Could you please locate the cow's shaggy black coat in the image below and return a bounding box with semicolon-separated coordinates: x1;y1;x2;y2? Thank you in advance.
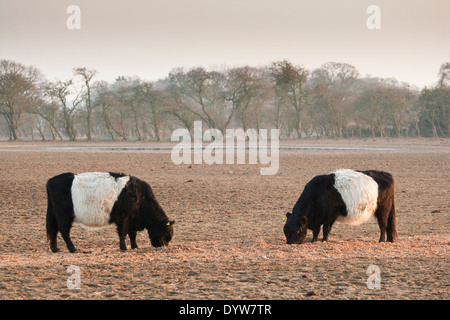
283;170;397;244
46;172;174;253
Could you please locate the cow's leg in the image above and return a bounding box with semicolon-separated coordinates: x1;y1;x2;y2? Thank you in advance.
46;206;59;253
322;220;335;242
119;236;127;250
311;226;321;242
386;204;397;242
129;230;138;249
59;222;76;253
118;230;127;251
116;220;129;251
48;229;59;253
378;225;387;243
375;207;388;242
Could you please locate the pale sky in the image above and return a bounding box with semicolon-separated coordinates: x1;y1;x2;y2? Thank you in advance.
1;0;449;88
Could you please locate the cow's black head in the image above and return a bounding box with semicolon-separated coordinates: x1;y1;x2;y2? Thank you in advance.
148;220;175;247
283;212;307;244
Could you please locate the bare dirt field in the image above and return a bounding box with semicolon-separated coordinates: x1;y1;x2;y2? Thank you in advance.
0;138;448;300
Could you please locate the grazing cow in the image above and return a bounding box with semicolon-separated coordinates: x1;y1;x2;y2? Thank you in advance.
284;169;397;244
46;172;175;253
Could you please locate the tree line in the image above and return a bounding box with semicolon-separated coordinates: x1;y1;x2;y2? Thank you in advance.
1;59;449;141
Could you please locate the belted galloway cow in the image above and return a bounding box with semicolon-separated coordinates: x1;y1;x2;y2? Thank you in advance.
46;172;175;252
284;169;397;244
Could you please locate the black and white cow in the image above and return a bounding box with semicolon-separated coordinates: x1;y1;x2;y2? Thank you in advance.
284;169;397;244
46;172;175;253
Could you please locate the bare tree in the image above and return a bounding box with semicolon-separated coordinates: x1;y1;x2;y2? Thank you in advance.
386;86;416;137
114;79;145;140
73;67;97;140
248;68;274;132
94;81;127;140
33;100;63;140
224;66;254;130
309;62;360;138
354;87;394;137
318;62;359;87
132;82;162;140
418;86;450;137
47;80;82;141
184;67;217;129
168;67;230;130
165;84;197;135
271;60;309;138
0;60;44;140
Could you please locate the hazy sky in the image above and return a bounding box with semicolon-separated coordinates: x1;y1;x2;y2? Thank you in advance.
1;0;449;88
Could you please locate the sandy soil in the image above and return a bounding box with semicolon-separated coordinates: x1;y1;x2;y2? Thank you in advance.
0;138;448;300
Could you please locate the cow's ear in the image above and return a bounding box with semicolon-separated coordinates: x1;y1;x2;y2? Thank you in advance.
166;220;175;226
285;212;292;220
